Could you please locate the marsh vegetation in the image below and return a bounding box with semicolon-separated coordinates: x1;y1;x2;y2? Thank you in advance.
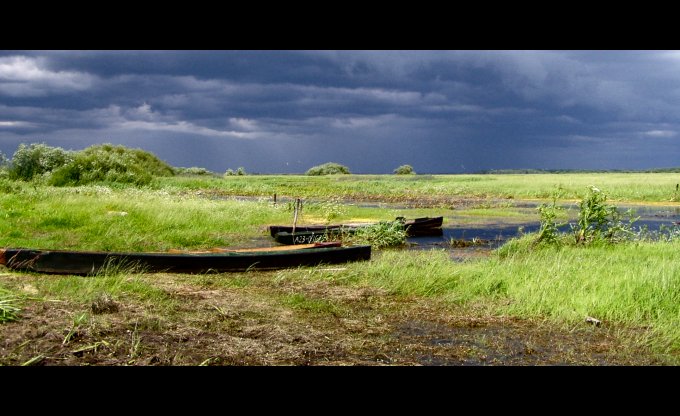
1;144;680;365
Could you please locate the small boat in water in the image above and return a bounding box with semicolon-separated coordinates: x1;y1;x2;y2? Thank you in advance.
0;243;371;275
273;230;340;245
269;216;443;240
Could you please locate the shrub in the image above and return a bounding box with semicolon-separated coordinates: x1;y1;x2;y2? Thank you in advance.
224;167;246;176
535;196;565;245
393;164;415;175
8;143;73;181
0;151;9;178
306;162;351;176
0;151;9;168
175;167;214;176
49;143;174;186
532;186;639;247
571;186;638;244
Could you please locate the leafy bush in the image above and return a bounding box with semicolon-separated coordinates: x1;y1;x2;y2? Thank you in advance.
175;167;214;176
393;164;416;175
49;143;174;186
8;143;73;181
306;162;351;176
535;196;565;245
532;186;639;247
224;167;246;176
572;186;637;244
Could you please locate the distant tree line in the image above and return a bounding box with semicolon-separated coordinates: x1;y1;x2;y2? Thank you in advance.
478;168;680;174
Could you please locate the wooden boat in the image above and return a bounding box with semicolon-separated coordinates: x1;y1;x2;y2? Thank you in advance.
273;231;340;245
0;243;371;275
269;216;444;238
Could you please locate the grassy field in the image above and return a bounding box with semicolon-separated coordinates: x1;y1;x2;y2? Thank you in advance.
156;172;680;203
2;173;680;365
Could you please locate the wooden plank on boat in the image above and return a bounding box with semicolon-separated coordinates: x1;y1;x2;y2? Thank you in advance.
167;241;340;254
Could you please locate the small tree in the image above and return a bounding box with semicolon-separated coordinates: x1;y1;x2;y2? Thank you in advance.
306;162;351;176
9;143;73;181
393;164;415;175
224;167;246;177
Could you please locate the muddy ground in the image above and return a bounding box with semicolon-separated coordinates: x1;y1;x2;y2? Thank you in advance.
0;265;667;366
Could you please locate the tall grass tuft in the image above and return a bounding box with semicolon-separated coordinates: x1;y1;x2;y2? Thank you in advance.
0;288;21;322
345;221;407;249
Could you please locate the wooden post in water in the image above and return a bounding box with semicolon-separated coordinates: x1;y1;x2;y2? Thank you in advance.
292;198;301;234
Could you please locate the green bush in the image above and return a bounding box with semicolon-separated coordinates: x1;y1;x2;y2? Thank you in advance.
393;164;415;175
224;167;246;176
8;143;73;181
176;167;214;176
532;186;639;247
572;186;637;244
306;162;351;176
0;151;9;168
535;196;565;245
49;143;174;186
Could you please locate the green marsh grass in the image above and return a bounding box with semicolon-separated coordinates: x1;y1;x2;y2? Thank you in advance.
0;182;421;253
156;172;680;203
0;287;21;322
0;184;292;251
321;242;680;355
31;258;170;309
283;292;341;316
4;174;680;360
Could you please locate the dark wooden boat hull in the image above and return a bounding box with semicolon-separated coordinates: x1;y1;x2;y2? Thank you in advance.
273;231;342;245
404;227;444;237
404;216;443;230
0;245;371;275
269;217;444;239
269;224;360;237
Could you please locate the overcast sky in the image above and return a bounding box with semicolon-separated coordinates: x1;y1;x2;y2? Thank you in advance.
0;50;679;173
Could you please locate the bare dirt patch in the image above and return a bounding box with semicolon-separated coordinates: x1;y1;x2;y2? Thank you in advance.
0;269;668;366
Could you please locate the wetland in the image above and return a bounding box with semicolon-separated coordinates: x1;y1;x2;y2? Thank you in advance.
2;172;680;365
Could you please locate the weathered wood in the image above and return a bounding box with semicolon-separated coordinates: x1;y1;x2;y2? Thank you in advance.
167;241;340;254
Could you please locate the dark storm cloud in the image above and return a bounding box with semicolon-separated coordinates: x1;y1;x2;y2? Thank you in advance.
1;50;679;173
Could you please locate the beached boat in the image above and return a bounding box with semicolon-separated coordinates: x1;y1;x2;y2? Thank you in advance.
0;243;371;275
273;230;339;245
269;216;443;238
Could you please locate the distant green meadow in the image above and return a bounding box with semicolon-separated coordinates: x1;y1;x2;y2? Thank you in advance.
156;172;680;204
